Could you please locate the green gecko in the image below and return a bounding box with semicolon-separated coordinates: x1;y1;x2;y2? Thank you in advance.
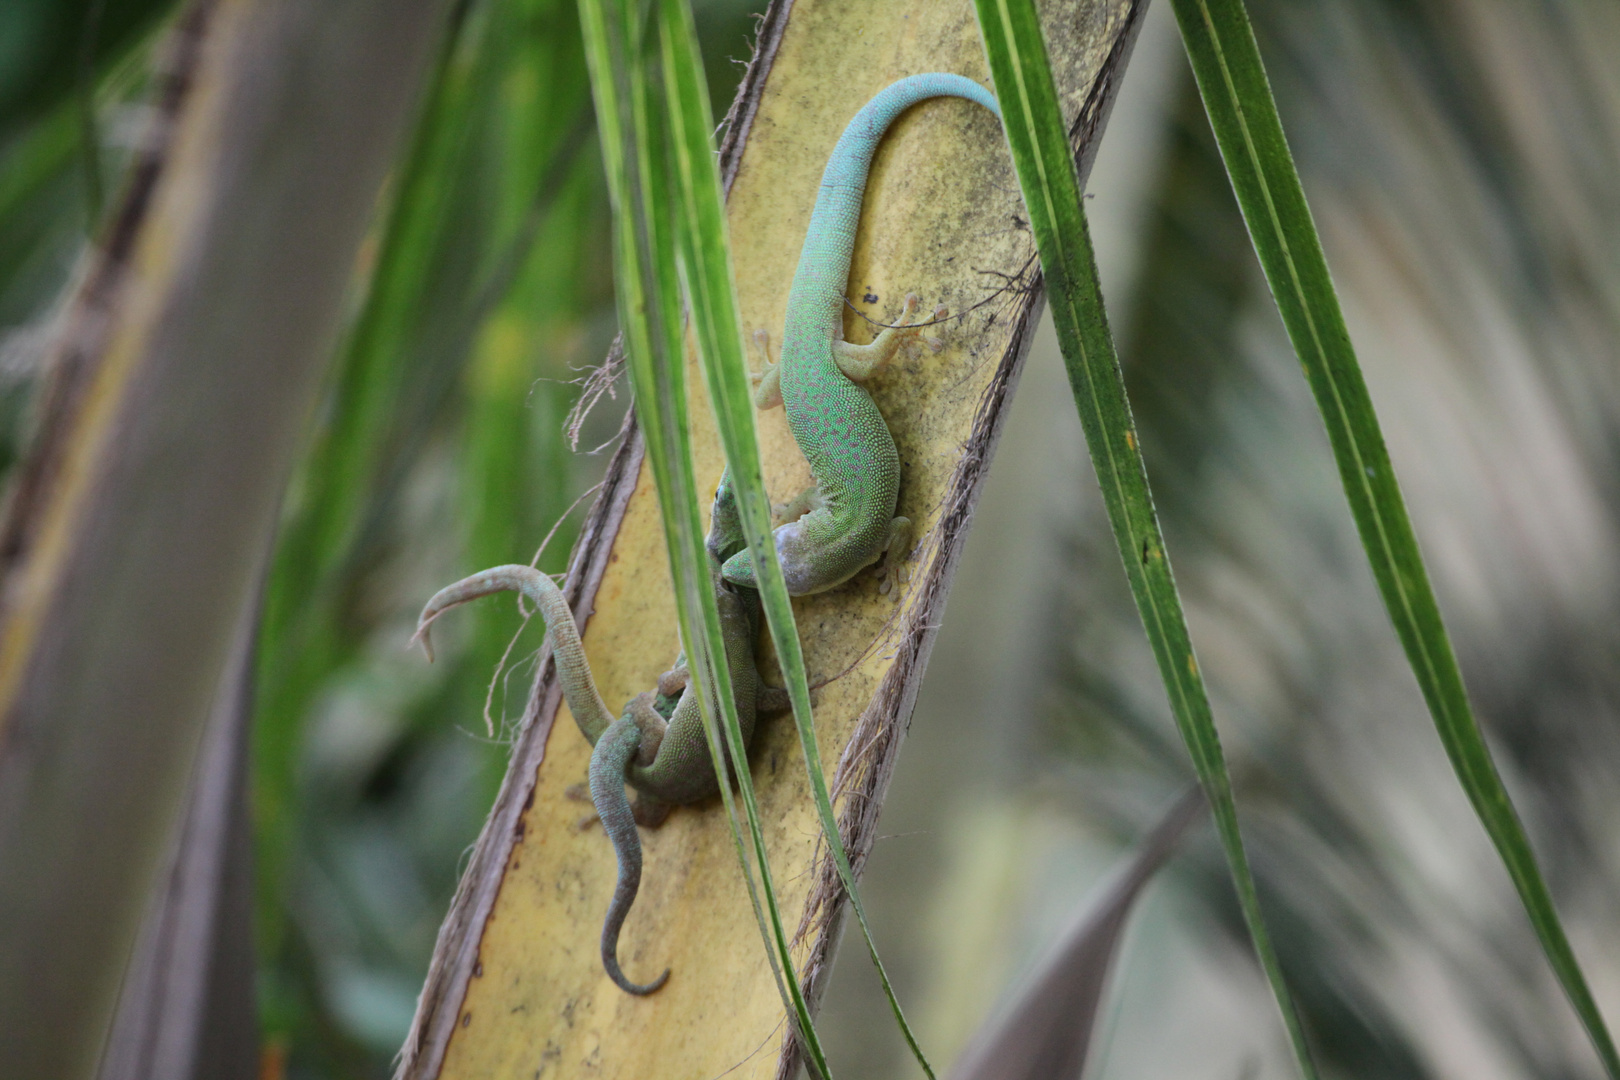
721;73;1002;596
413;72;998;996
414;475;782;995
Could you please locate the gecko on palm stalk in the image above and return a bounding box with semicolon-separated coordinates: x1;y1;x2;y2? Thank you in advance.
721;72;1002;597
415;477;783;995
414;72;1000;999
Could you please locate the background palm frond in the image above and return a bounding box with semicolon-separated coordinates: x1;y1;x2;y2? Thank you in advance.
822;1;1620;1077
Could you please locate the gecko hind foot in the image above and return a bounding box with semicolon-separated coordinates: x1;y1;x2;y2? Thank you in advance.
565;783;602;831
756;684;793;715
568;785;671;831
874;516;913;598
922;304;950;353
877;563;912;596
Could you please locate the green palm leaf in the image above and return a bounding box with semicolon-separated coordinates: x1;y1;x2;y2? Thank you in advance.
973;0;1320;1075
1170;0;1620;1073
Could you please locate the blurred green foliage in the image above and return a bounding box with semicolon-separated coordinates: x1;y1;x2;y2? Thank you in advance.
0;0;179;483
0;0;172;138
245;0;763;1073
0;0;758;1075
250;0;604;1066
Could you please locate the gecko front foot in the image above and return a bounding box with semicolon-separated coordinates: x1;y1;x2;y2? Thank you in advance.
751;328;783;409
833;294;952;382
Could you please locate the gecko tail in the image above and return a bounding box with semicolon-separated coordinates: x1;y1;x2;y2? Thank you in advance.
591;714;671;996
411;564;546;660
412;564;619;742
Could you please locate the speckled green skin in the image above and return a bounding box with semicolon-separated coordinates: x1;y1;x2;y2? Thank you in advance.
413;475;779;995
721;74;1001;595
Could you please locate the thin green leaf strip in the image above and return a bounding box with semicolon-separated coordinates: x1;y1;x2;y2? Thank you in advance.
647;5;827;1065
656;0;938;1074
972;2;1319;1076
576;0;831;1072
1169;0;1620;1073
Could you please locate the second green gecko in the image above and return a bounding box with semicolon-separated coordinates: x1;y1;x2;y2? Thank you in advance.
721;73;1002;596
414;476;781;996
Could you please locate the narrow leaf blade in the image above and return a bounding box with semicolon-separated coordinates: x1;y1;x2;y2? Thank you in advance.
973;1;1319;1075
580;0;828;1071
658;0;937;1075
1170;0;1620;1072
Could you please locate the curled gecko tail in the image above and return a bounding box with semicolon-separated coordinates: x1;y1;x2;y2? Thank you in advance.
412;564;617;743
590;715;671;996
793;73;1001;316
